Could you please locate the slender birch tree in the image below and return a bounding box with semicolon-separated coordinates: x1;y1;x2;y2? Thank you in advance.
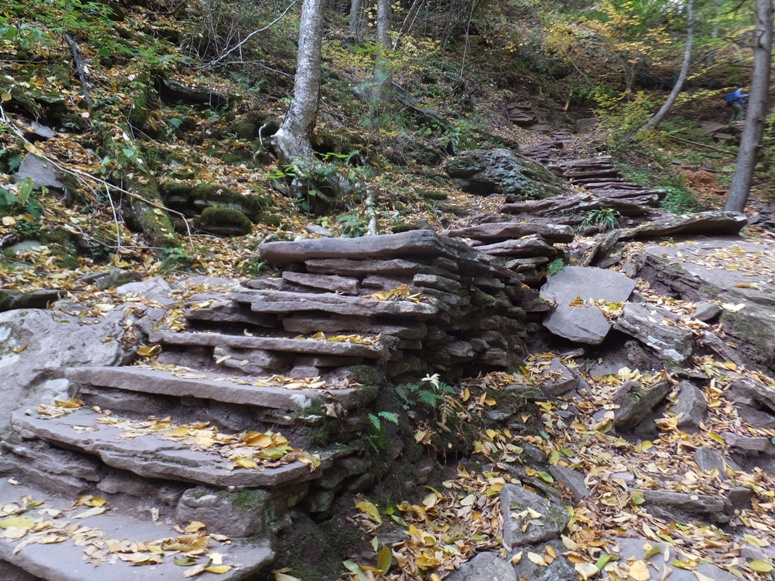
349;0;363;40
639;0;694;133
725;0;773;213
272;0;323;164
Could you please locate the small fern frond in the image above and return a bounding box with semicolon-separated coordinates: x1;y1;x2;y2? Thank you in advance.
378;411;399;425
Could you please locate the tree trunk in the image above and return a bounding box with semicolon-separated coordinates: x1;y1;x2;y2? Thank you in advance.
639;0;694;133
725;0;773;213
349;0;363;40
376;0;391;46
272;0;323;164
705;0;722;66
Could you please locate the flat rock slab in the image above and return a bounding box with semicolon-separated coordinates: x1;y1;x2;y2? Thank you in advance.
281;315;427;339
66;366;371;411
12;409;329;489
642;238;775;371
475;235;560;258
444;221;574;243
230;289;438;320
603;537;739;581
304;258;458;279
633;489;728;524
500;483;569;549
281;271;360;294
612;303;694;364
540;266;636;345
445;551;516;581
0;480;273;581
621;210;747;239
259;230;485;265
150;330;385;359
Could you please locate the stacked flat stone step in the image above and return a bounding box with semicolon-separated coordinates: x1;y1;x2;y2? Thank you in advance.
514;149;665;219
174;230;524;380
558;156;666;208
442;221;573;289
0;481;273;581
232;230;530;379
157;231;527;379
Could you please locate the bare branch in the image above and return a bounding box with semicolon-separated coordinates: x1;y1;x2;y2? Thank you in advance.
0;106;195;251
207;0;298;67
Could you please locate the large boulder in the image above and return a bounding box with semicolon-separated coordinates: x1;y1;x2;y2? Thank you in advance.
0;308;141;434
445;149;564;199
540;266;637;345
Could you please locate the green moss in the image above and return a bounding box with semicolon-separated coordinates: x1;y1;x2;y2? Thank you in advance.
188;183;274;221
221;151;252;164
194;206;253;236
232;122;257;140
127;179;180;249
232;489;266;512
257;213;282;227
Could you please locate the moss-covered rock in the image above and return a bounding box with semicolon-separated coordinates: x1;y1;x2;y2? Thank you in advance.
125;179;180;249
159;181;274;223
194;206;253;236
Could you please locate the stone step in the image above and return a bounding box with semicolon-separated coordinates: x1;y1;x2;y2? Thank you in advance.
149;330;386;359
69;365;371;410
229;289;439;319
11;407;332;490
0;480;273;581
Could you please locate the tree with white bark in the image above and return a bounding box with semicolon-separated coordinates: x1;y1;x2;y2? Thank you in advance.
639;0;694;133
725;0;773;213
272;0;323;165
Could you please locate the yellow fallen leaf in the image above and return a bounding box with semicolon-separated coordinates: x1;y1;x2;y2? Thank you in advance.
377;544;392;574
749;560;774;573
4;526;28;540
628;560;650;581
575;562;599;579
234;457;259;469
528;551;547;566
137;345;161;357
183;563;207;577
355;500;382;524
0;516;35;530
73;507;106;519
415;553;441;568
185;521;207;533
204;565;232;574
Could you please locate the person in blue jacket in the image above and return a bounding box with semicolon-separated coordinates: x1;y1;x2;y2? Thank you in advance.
725;88;747;123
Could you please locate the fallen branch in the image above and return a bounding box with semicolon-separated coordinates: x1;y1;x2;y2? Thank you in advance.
365;188;378;236
670;135;738;156
64;33;94;109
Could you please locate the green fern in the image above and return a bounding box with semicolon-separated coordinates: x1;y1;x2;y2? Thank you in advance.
377;411;399;425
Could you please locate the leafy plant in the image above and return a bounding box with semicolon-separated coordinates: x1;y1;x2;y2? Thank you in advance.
580;207;620;230
660;185;705;214
364;411;399;454
0;178;43;218
337;210;367;238
546;258;566;276
395;374;456;426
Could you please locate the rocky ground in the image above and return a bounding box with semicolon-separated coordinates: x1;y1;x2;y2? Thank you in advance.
2;121;775;581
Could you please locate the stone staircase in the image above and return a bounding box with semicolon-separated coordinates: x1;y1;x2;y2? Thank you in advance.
0;230;569;580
